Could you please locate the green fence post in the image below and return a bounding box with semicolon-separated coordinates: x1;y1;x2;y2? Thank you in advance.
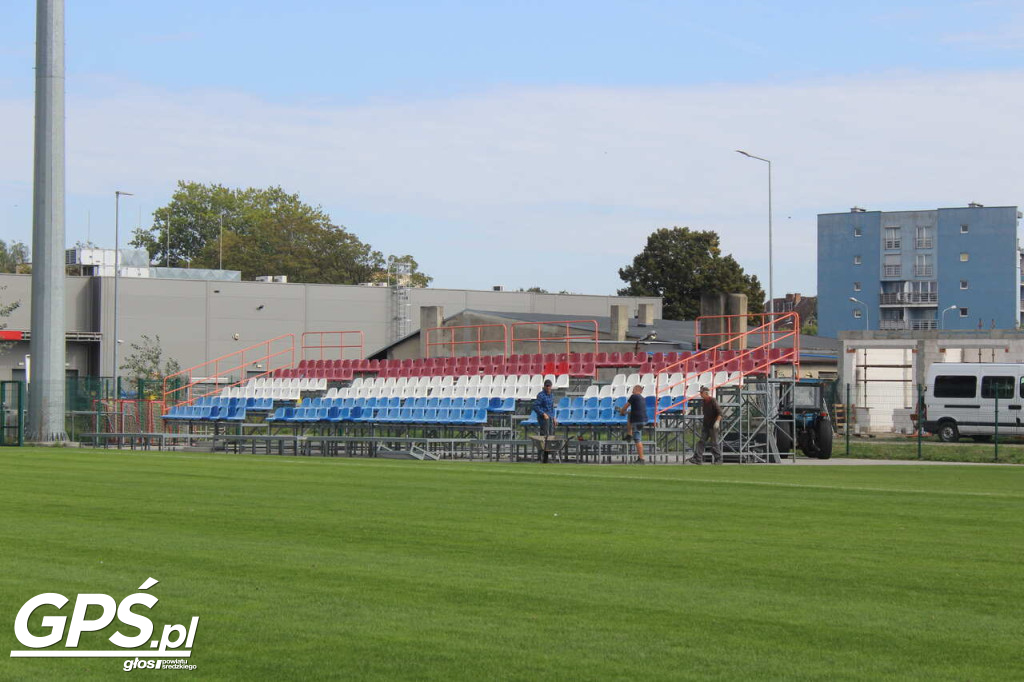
845;383;851;457
17;381;23;446
917;383;923;460
994;394;999;463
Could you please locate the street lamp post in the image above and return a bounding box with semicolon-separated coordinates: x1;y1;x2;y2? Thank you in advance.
941;304;958;330
736;150;773;328
849;297;869;331
219;212;224;270
113;190;132;393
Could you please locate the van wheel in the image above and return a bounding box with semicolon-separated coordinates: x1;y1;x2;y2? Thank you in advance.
937;421;959;443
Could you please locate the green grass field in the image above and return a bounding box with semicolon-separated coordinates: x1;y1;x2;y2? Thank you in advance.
1;448;1021;681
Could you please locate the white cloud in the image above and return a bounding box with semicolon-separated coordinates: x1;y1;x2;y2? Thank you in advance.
1;70;1023;297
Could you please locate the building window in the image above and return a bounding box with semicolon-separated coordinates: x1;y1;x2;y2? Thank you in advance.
853;282;861;292
916;226;933;249
960;307;968;317
854;227;862;237
960;279;968;289
854;255;862;265
960;252;969;262
853;309;862;319
914;254;933;277
961;224;969;233
884;227;901;249
883;254;900;278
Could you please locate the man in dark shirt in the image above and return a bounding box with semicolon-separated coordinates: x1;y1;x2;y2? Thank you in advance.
618;384;647;464
691;385;722;464
533;379;557;462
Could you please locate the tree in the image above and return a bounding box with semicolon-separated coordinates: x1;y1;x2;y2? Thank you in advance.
119;335;181;387
0;240;29;273
130;181;431;285
617;227;764;321
0;286;19;355
367;255;433;288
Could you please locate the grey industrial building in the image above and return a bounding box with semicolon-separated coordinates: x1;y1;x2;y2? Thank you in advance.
0;271;662;382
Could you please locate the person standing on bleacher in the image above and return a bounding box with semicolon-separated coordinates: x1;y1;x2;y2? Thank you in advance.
618;384;647;464
691;385;722;464
533;379;557;462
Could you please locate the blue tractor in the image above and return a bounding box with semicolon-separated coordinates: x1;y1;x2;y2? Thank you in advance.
775;379;834;459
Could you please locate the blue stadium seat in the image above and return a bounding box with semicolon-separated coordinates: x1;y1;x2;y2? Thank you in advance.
224;406;246;421
268;407;294;422
598;397;613;410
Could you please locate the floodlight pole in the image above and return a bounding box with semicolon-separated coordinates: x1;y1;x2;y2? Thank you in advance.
28;0;68;441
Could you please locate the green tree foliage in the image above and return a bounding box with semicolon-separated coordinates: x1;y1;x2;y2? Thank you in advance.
0;240;29;273
119;335;181;385
0;286;21;355
130;182;431;286
617;227;765;321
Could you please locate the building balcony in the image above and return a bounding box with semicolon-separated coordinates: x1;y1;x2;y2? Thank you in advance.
884;239;902;250
883;266;902;278
879;292;938;306
916;238;933;249
914;265;934;277
879;319;938;331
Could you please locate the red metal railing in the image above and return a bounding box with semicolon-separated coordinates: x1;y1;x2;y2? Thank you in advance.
653;313;801;422
424;324;508;358
509;320;599;357
301;330;365;361
162;334;295;410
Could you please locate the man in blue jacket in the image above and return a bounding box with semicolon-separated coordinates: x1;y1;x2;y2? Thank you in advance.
533;379;557;462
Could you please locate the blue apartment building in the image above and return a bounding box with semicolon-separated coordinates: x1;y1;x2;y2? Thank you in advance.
817;205;1022;338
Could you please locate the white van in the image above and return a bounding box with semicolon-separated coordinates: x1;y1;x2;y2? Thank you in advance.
923;363;1024;442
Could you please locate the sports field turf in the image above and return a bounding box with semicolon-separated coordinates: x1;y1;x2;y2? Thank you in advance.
1;448;1021;681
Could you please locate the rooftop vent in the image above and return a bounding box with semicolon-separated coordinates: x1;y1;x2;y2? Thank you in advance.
850;206;866;213
968;202;984;208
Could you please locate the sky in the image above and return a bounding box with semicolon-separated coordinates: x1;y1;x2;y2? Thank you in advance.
1;1;1023;298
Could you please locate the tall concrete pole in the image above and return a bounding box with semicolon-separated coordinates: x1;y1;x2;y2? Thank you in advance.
28;0;67;442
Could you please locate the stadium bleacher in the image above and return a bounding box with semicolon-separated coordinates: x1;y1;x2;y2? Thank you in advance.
162;348;793;432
